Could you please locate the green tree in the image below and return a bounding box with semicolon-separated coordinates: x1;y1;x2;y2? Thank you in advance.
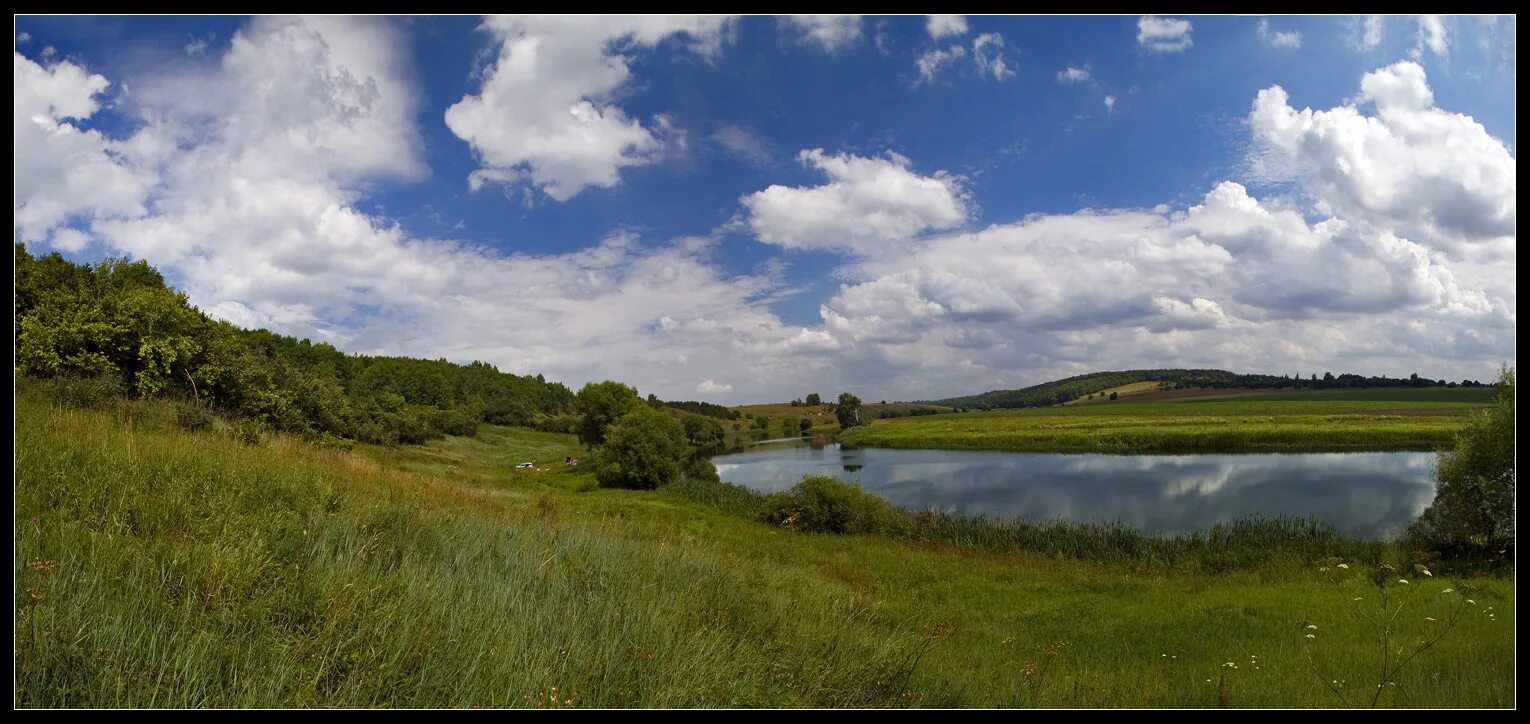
1109;391;1118;401
1407;367;1515;552
805;392;821;406
681;414;725;450
574;380;643;448
595;406;687;490
835;392;863;429
799;418;813;436
754;415;771;431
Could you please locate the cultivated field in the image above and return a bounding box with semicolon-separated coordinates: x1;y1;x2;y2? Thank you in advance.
840;388;1495;453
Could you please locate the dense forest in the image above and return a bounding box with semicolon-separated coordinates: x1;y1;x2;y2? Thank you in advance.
933;368;1490;410
14;244;575;445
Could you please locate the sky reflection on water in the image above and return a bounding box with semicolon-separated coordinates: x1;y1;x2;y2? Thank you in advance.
712;442;1435;538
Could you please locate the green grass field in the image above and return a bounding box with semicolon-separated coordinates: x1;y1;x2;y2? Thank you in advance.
841;388;1494;454
14;385;1515;707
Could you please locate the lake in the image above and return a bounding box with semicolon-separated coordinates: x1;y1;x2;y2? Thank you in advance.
711;441;1436;538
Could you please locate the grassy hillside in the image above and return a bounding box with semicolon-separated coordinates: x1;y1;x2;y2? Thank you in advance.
841;388;1494;454
15;385;1515;707
932;369;1489;411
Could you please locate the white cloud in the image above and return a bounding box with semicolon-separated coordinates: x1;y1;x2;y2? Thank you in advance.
15;27;1516;404
1258;18;1303;49
1104;95;1116;112
1249;61;1515;257
971;33;1013;80
16;31;31;44
1361;15;1385;49
915;44;965;85
783;15;862;52
697;379;733;395
1411;15;1449;59
444;15;735;202
741;149;969;253
1138;16;1193;53
1057;65;1091;84
13;52;154;243
184;37;209;55
926;15;968;40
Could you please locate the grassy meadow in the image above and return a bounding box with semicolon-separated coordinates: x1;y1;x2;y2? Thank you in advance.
841;388;1495;454
14;385;1515;708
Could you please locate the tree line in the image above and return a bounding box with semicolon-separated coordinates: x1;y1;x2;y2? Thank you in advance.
14;245;575;445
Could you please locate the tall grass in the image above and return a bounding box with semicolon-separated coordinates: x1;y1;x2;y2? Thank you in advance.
15;386;1516;708
14;390;934;707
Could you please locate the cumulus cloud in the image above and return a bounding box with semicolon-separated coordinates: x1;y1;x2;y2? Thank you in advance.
1057;65;1091;84
1248;61;1515;257
783;15;862;52
444;15;734;202
741;149;969;253
1138;16;1193;53
1104;95;1116;112
14;25;1516;404
1258;18;1303;49
926;15;968;40
13;52;154;244
13;18;849;404
697;379;733;395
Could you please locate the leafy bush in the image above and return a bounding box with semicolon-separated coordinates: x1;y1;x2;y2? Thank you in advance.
594;406;687;490
1407;367;1515;554
759;475;908;536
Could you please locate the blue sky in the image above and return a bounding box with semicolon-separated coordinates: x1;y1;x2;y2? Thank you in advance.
13;15;1518;402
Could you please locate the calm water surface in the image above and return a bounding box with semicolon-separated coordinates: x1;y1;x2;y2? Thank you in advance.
711;441;1435;538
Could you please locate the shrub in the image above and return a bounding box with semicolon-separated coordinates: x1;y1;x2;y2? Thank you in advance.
174;401;217;432
759;475;907;536
594;406;687;490
1407;367;1515;554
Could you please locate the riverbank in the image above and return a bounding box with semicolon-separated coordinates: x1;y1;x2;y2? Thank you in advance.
15;388;1515;707
839;390;1492;454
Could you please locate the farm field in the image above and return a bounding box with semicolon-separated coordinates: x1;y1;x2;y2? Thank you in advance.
840;388;1495;453
15;387;1515;707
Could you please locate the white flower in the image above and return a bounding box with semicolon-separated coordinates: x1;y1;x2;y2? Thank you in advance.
1305;634;1316;639
1397;579;1409;585
1425;617;1437;621
1441;588;1454;594
1336;563;1349;570
1467;599;1477;605
1306;624;1318;630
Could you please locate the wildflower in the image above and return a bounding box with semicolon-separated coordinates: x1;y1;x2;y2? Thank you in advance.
1467;599;1477;605
1354;597;1364;601
1337;563;1349;570
1305;634;1316;639
1441;588;1454;594
1306;624;1318;630
1397;579;1409;585
1425;617;1437;621
1319;567;1330;572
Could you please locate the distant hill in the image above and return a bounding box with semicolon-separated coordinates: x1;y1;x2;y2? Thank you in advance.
929;368;1483;410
